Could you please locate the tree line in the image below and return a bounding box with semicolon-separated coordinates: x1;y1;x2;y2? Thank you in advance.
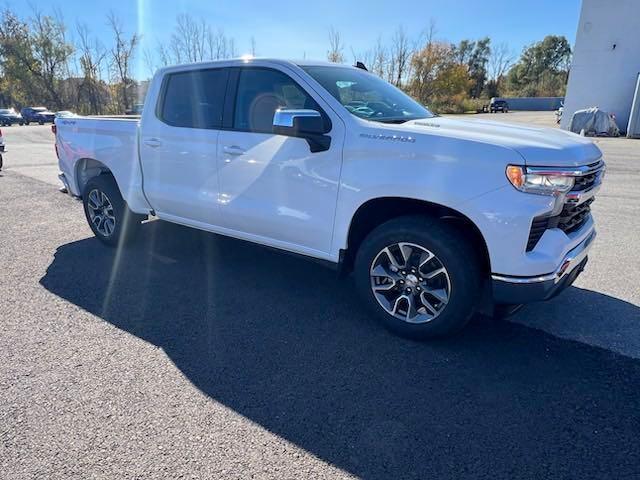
0;6;572;115
331;23;571;112
0;8;241;114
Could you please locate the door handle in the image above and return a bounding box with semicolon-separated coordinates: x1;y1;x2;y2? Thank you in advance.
223;145;246;156
144;138;162;148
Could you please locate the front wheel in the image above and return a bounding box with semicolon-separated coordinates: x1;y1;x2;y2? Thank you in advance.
82;174;143;247
354;216;482;339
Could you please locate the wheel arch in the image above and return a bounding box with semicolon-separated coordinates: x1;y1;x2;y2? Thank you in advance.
74;158;114;195
341;197;491;277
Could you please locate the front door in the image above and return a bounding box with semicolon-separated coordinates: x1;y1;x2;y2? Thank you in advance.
217;66;344;254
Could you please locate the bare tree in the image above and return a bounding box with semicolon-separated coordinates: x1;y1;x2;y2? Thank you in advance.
417;18;438;51
107;11;139;112
77;22;107;113
371;36;387;78
390;25;413;87
488;41;514;81
205;27;236;60
142;47;156;78
350;46;373;69
156;43;171;67
327;27;344;63
171;14;206;63
486;41;514;96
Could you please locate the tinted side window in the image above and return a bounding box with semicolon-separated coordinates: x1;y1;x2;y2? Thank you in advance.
160;69;228;129
234;68;323;133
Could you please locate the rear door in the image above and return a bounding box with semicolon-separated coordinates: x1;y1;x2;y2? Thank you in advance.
139;67;229;226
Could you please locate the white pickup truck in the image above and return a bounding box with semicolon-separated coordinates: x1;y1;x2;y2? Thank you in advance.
55;58;605;338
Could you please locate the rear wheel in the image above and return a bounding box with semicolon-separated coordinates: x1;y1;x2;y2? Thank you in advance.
82;174;143;247
354;216;482;339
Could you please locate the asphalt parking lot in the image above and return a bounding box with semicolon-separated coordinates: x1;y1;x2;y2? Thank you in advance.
1;114;639;478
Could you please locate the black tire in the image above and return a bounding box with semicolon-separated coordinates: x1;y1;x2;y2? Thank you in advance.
38;120;44;125
0;154;3;171
24;121;29;126
82;174;143;247
354;215;482;339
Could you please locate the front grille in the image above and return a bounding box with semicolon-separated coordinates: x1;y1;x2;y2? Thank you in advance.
526;198;594;251
552;198;594;234
571;160;603;192
572;172;597;191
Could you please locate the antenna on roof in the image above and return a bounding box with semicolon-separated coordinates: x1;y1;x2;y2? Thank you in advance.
354;61;368;71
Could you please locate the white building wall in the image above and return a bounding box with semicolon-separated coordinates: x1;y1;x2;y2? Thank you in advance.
561;0;640;132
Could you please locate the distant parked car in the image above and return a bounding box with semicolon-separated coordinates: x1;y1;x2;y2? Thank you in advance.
55;110;77;118
489;99;509;113
125;103;144;115
0;108;23;126
20;107;56;125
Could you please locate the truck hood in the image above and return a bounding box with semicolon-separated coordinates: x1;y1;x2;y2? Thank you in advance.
403;116;602;167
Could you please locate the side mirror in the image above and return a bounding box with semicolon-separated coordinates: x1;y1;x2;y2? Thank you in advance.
273;109;331;153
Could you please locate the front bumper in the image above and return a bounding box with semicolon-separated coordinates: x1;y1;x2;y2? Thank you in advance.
491;230;595;304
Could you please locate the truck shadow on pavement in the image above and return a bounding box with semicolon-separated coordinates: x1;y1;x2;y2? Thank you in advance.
40;220;640;479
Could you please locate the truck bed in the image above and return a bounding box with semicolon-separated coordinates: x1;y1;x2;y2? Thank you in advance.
55;116;149;212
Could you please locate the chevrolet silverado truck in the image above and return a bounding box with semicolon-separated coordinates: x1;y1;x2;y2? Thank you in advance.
54;59;605;339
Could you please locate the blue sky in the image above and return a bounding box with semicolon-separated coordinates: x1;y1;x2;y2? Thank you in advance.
10;0;582;78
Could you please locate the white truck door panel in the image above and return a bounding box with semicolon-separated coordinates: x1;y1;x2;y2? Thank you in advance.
140;127;219;224
217;131;342;252
217;67;344;253
139;68;228;225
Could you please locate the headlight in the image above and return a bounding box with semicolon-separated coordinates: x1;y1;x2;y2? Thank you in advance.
506;165;575;195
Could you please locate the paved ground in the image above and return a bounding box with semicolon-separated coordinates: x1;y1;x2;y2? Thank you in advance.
1;115;640;479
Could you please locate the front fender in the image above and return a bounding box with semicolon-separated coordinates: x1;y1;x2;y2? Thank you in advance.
331;131;521;259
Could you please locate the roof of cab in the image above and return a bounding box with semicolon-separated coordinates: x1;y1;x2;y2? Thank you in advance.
156;57;357;75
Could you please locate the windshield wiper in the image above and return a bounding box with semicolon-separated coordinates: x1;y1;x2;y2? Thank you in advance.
376;118;412;124
376;116;434;124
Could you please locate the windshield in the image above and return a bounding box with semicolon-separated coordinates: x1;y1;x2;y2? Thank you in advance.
302;65;434;123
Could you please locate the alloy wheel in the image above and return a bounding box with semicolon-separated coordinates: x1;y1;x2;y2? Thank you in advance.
370;242;451;324
87;189;116;237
